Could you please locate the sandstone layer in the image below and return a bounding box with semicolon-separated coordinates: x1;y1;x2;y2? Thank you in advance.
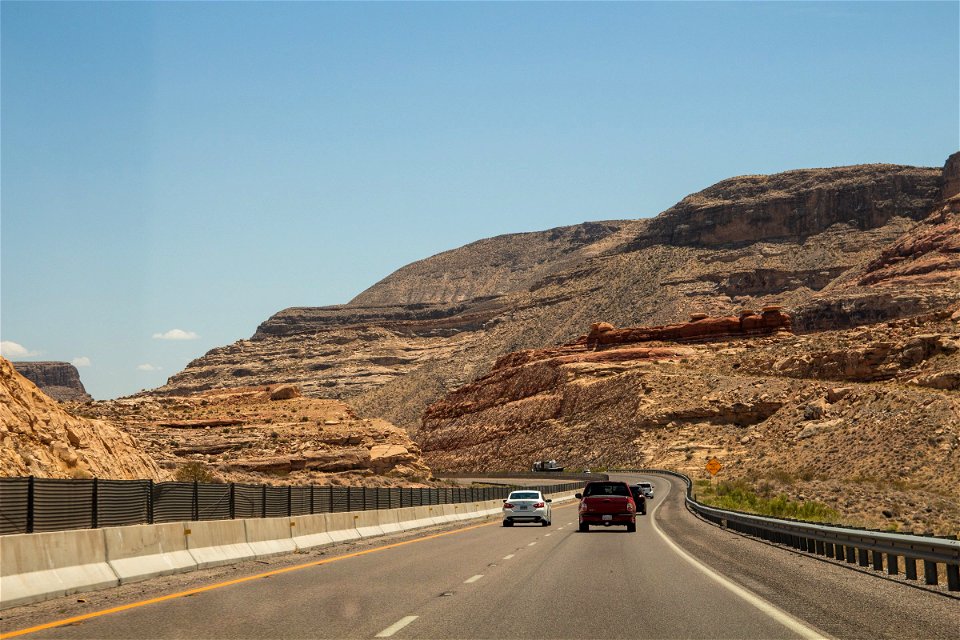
0;358;163;479
418;308;960;535
11;361;93;403
72;385;433;487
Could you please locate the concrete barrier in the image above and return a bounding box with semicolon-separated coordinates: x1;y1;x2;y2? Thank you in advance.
323;512;361;543
355;510;385;538
245;517;297;559
104;522;196;584
376;509;403;534
395;507;427;531
291;514;334;550
185;520;256;569
1;529;118;609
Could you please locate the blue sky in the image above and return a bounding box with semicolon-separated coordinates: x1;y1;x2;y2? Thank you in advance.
2;2;957;400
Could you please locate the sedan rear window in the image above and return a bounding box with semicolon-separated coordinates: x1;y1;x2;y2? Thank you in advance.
509;492;540;500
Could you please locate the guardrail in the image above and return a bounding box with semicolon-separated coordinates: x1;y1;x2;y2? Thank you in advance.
619;469;960;592
0;476;590;536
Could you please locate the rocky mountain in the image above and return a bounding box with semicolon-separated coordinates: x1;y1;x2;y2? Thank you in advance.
148;156;957;436
0;357;162;479
12;361;93;402
418;306;960;535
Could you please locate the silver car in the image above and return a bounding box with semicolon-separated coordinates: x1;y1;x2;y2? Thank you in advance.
502;490;552;527
637;482;654;499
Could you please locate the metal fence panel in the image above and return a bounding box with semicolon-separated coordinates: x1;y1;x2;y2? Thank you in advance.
234;484;263;519
0;478;30;535
33;479;93;532
98;480;149;527
264;486;288;517
290;486;311;516
198;484;231;520
153;482;195;523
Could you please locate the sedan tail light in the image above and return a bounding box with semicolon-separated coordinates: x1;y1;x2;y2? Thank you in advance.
534;502;545;508
503;503;514;509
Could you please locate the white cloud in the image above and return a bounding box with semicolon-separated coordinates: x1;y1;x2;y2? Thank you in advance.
71;357;91;367
1;341;39;358
152;329;199;341
137;364;161;371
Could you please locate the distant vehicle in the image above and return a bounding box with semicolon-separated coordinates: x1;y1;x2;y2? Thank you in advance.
502;490;552;527
629;485;648;515
637;482;654;500
531;459;564;472
575;481;637;532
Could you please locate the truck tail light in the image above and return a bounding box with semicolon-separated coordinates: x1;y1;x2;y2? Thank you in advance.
627;501;635;512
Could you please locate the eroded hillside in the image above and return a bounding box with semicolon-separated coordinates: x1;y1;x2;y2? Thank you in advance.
0;357;164;479
148;157;957;436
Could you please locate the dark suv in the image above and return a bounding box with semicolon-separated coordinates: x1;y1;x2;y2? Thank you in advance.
575;481;637;532
629;485;648;515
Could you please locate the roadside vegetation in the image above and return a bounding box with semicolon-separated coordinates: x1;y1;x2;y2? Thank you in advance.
694;478;839;523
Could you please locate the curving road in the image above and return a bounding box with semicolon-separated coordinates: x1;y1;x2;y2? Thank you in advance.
2;473;958;639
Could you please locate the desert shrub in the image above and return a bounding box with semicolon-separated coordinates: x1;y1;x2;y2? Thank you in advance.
175;461;218;483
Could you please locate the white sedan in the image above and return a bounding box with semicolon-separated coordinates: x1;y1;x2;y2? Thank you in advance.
502;490;552;527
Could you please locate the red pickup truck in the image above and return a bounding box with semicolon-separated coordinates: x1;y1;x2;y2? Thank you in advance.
576;481;637;532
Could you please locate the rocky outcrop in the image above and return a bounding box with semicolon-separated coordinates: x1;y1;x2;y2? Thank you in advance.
74;385;433;486
623;164;941;250
418;311;960;535
0;358;163;479
11;361;93;402
585;309;791;348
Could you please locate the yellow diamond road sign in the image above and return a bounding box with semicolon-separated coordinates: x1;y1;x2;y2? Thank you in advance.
706;458;722;476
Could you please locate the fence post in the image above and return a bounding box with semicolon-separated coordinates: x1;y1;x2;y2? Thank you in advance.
193;481;199;521
148;479;154;524
27;475;35;533
287;485;292;517
92;477;99;529
310;485;315;515
262;484;267;519
229;483;235;519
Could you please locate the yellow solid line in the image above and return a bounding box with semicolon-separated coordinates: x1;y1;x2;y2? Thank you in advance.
3;500;577;639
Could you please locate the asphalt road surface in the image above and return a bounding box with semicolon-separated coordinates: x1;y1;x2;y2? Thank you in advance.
2;473;958;639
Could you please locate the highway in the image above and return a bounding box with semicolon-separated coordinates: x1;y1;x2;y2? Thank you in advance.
2;473;958;639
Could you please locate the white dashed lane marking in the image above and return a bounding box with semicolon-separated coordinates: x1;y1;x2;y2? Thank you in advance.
503;554;515;560
375;616;418;637
527;542;537;547
464;574;484;584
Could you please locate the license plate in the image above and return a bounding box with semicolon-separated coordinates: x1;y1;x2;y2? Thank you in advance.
517;506;528;510
602;514;612;521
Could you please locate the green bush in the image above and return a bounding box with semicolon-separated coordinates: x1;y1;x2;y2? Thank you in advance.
697;479;838;523
175;461;218;483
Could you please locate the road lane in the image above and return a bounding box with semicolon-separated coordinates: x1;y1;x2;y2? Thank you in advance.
3;475;957;639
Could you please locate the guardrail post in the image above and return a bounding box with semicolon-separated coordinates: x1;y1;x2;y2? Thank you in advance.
872;551;884;571
834;544;844;561
815;540;825;556
923;560;939;585
825;542;835;558
947;564;959;591
905;556;918;580
846;545;857;563
887;554;898;576
858;548;870;567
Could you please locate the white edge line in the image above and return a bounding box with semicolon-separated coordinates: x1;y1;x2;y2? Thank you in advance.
648;482;830;640
464;574;484;583
375;615;419;638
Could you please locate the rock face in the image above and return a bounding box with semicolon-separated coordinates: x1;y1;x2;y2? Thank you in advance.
73;385;433;486
418;307;960;535
148;158;957;432
0;358;163;479
11;361;93;402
